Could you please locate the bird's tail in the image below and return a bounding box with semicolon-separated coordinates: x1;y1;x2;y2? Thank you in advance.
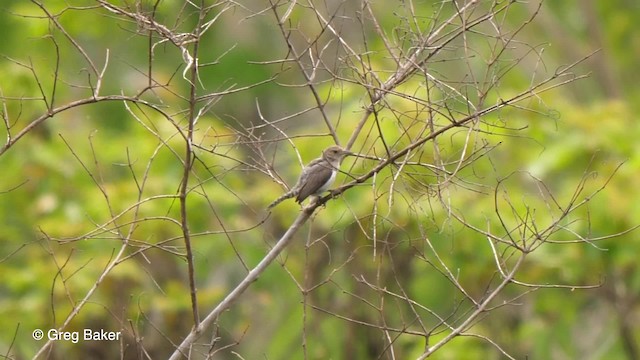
267;190;296;209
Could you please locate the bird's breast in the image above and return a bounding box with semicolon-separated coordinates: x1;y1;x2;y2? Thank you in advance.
315;169;337;195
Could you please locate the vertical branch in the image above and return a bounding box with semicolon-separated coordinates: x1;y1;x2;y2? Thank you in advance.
179;1;206;328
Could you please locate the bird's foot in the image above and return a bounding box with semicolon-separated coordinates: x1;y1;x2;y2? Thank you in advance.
329;189;341;199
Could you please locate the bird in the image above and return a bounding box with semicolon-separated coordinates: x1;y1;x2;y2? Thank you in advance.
268;146;353;209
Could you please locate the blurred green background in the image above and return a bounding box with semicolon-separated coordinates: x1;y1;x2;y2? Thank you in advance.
0;0;639;359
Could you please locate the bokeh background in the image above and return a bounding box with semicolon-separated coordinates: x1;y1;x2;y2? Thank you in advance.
0;0;639;359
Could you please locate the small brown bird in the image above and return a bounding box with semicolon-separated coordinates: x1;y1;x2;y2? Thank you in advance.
268;146;353;209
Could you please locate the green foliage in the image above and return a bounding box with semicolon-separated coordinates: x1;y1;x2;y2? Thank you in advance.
1;0;639;359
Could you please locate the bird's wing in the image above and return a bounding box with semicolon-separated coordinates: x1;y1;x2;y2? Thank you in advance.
295;162;334;203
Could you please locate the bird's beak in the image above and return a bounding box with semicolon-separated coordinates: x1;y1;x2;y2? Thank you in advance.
341;150;356;159
344;149;362;158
